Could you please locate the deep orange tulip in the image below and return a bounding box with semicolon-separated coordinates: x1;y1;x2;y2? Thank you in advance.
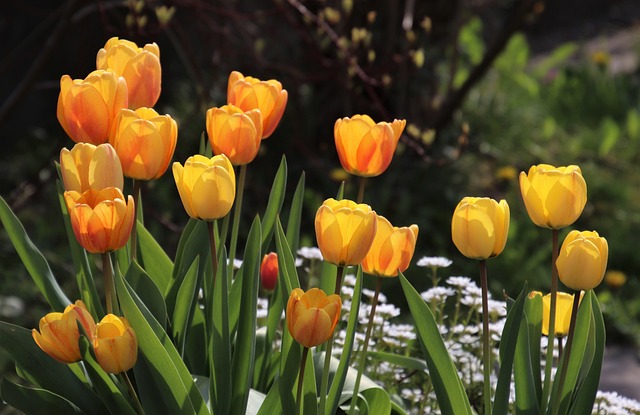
60;142;123;192
206;104;262;165
287;288;342;348
64;187;135;254
93;314;138;373
362;216;418;277
96;37;161;109
260;252;278;292
32;300;96;363
227;71;287;139
109;107;178;180
334;115;406;177
57;70;128;145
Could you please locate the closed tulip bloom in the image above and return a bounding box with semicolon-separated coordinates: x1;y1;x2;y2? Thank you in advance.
260;252;279;292
519;164;587;229
315;198;378;266
57;70;128;145
96;37;161;109
32;300;96;363
64;187;135;254
334;115;406;177
60;143;123;192
173;154;236;220
206;104;262;165
227;71;288;139
451;197;510;260
93;314;138;373
287;288;342;348
542;292;575;337
362;216;418;277
109;107;178;180
556;230;608;291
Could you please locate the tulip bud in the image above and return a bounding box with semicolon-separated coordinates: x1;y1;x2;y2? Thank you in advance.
32;300;96;363
542;292;576;337
260;252;278;292
519;164;587;229
334;115;406;177
556;230;608;291
206;105;262;165
286;288;342;348
93;314;138;373
451;197;510;260
362;215;418;277
314;198;378;266
60;143;124;193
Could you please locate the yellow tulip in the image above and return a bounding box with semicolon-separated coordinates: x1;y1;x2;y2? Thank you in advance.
362;215;418;277
542;292;575;337
172;154;236;220
109;107;178;180
604;270;627;289
32;300;96;363
314;198;377;266
57;70;128;145
96;37;161;109
60;143;123;192
93;314;138;373
64;187;135;254
287;288;342;348
451;197;510;260
519;164;587;229
556;230;608;291
227;71;288;139
334;115;406;177
206;104;262;165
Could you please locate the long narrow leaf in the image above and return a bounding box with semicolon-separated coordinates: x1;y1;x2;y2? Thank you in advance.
261;155;287;252
211;247;231;415
524;291;543;402
285;172;305;253
125;261;167;329
171;257;201;356
0;378;83;415
137;221;173;293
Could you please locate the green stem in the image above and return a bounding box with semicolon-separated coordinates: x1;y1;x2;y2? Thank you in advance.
541;228;560;414
102;252;117;315
228;164;246;278
479;259;492;415
551;292;581;415
121;372;144;414
130;179;142;262
348;276;382;414
296;347;310;415
207;221;219;298
357;176;367;204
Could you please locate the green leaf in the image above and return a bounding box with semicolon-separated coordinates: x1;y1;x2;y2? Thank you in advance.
137;222;173;293
513;313;540;414
261;155;287;252
524;292;543;402
275;218;301;293
211;247;231;415
125;261;167;328
0;378;83;415
285;172;305;254
256;377;283;415
366;351;427;371
230;216;262;415
171;257;201;356
0;195;70;310
302;348;319;415
399;272;473;415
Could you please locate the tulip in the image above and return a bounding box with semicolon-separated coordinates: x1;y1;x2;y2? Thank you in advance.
206;105;262;165
96;37;161;109
451;197;510;260
173;154;236;220
60;143;123;192
227;71;288;139
334;115;406;177
260;252;278;292
314;198;377;266
604;270;627;289
519;164;587;229
64;187;135;254
362;216;418;277
109;107;178;180
542;292;575;337
287;288;342;348
556;230;608;291
57;70;128;145
32;300;96;363
93;314;137;373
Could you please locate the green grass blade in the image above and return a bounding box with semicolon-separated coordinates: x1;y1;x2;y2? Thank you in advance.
261;155;287;252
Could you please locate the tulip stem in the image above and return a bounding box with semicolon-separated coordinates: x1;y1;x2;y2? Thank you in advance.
207;221;219;296
130;179;142;262
296;347;310;415
479;259;492;415
348;275;382;414
357;177;367;204
541;228;560;414
122;372;144;414
551;291;581;415
228;164;246;278
102;252;116;315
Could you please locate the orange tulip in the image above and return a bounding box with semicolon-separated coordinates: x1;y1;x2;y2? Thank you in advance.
64;187;135;254
93;314;138;373
287;288;342;348
206;104;262;165
227;71;287;139
96;37;161;109
60;142;123;192
260;252;279;292
109;107;178;180
57;70;128;145
362;216;418;277
334;115;406;177
32;300;96;363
